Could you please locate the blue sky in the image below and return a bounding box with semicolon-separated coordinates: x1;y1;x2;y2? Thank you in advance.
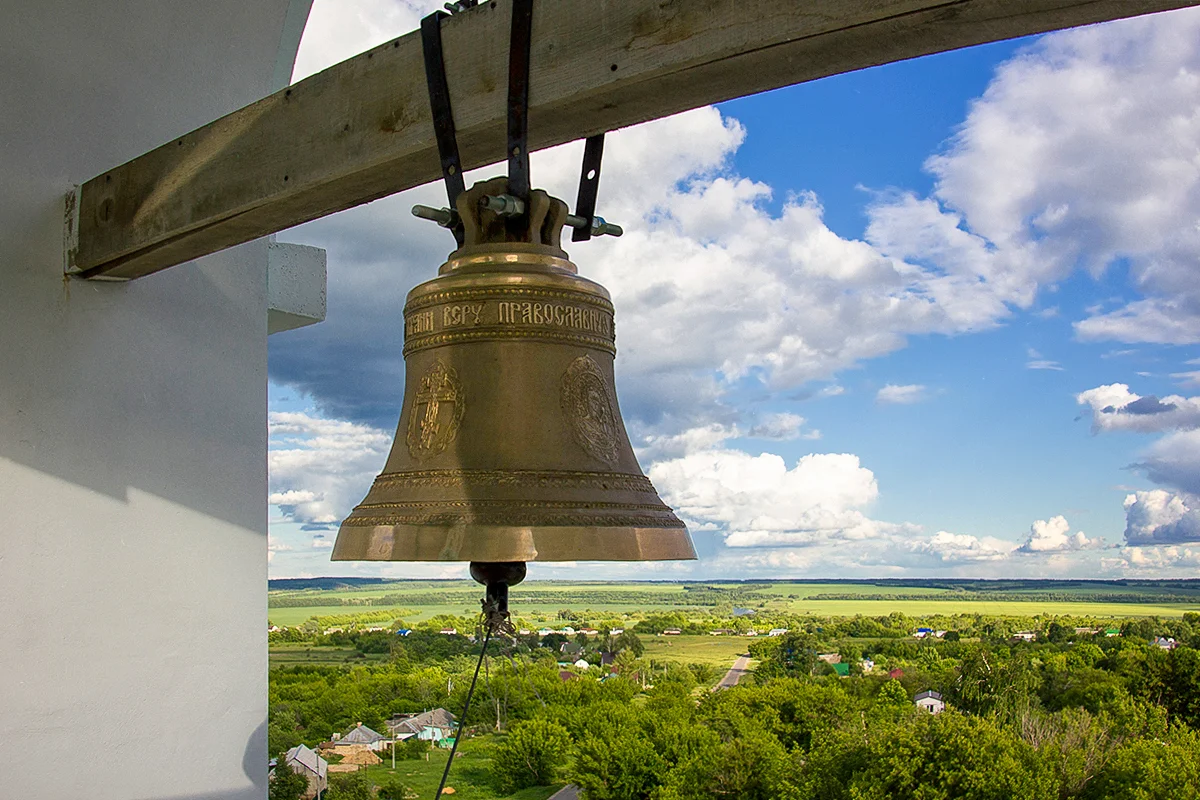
267;2;1200;580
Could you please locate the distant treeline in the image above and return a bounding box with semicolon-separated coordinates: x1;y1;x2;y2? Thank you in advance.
268;588;772;609
808;592;1200;604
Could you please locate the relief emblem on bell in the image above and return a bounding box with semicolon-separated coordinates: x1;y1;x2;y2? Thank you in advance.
406;359;465;460
561;355;620;467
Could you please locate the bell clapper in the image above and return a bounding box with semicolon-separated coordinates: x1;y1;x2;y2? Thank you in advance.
470;560;525;636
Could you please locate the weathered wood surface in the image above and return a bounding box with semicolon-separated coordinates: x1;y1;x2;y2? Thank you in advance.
75;0;1200;280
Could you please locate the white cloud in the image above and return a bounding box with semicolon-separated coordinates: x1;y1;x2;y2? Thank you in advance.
311;534;335;549
1018;515;1101;552
1136;428;1200;494
1172;370;1200;388
910;531;1017;563
1124;489;1200;544
1076;383;1200;433
1026;347;1063;371
747;412;819;441
292;0;442;82
866;8;1200;347
1119;545;1200;571
876;384;927;404
268;411;391;525
649;449;886;549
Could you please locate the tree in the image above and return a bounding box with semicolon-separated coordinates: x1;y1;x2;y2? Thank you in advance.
376;774;410;800
877;679;909;708
614;630;645;658
325;771;373;800
491;718;573;793
657;730;796;800
269;759;308;800
1082;724;1200;800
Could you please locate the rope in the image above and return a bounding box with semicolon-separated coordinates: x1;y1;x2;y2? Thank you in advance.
434;622;493;799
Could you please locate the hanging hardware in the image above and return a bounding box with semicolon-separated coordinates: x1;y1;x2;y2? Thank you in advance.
506;0;534;203
421;10;466;246
572;134;606;242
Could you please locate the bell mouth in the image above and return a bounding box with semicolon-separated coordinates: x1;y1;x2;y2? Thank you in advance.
330;522;696;562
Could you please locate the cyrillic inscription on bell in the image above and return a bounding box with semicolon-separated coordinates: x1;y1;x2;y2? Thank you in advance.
332;177;695;564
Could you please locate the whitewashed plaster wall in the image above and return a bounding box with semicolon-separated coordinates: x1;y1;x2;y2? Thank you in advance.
0;1;312;797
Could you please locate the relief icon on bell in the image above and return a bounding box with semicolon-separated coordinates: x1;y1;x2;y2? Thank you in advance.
331;177;695;565
406;360;465;460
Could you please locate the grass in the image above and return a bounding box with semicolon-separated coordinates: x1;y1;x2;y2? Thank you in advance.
769;599;1200;618
269;644;390;669
641;634;750;667
358;736;562;800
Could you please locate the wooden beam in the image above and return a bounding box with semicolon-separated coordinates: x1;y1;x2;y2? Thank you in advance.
75;0;1199;280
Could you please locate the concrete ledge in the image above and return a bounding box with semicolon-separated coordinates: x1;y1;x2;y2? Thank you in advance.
268;240;326;334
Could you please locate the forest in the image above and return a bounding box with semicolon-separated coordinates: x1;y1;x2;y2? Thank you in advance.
268;606;1200;800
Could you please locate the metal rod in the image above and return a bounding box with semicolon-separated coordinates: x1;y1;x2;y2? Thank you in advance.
434;624;493;799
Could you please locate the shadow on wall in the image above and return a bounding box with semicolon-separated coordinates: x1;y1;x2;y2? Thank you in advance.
0;0;313;533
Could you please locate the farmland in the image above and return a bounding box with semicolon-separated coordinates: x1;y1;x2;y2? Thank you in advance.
268;578;1200;629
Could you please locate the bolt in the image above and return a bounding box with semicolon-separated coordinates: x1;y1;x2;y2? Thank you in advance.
411;204;459;228
480;194;525;218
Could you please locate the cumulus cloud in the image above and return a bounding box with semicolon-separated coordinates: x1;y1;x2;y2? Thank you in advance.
1076;383;1200;433
1134;429;1200;494
1018;515;1101;552
1119;545;1200;571
866;8;1200;347
910;531;1017;563
268;411;391;525
876;384;928;405
649;449;890;549
1124;489;1200;544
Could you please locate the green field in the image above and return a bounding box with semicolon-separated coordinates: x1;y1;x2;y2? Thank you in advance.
268;580;1200;627
641;634;750;667
269;643;391;669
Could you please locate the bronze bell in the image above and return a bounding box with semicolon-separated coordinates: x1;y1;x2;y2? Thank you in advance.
331;177;695;565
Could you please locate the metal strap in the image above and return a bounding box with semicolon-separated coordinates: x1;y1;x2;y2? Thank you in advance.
506;0;534;201
421;11;466;245
572;134;605;242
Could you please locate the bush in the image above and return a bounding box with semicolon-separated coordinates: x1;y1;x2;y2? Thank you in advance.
491;718;573;793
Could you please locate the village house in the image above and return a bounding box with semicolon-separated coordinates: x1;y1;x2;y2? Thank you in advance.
574;658;591;669
388;708;457;745
335;722;389;752
915;690;945;714
888;668;905;680
817;653;842;665
439;628;457;635
768;628;789;636
282;743;328;799
831;663;850;677
1153;636;1179;650
662;628;682;635
861;658;876;673
1012;631;1037;642
560;641;584;657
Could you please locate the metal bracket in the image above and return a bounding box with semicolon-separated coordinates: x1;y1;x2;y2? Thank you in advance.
506;0;534;204
421;10;466;246
572;134;605;242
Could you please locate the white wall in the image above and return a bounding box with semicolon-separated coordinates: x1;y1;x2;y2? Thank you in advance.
0;1;311;797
